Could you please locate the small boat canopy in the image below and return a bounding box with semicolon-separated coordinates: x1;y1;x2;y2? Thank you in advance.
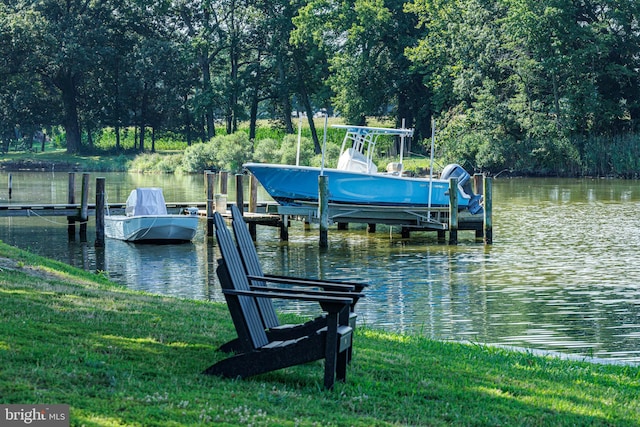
125;188;168;216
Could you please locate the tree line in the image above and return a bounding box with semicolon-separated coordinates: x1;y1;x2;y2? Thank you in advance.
1;0;639;175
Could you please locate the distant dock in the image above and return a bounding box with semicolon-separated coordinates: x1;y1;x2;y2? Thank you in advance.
0;171;493;246
0;202;200;217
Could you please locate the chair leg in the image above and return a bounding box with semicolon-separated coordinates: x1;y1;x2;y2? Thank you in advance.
336;347;348;383
323;311;340;390
347;312;357;364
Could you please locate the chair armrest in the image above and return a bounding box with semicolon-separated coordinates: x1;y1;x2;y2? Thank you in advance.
222;288;353;313
263;273;368;292
248;274;357;292
248;285;364;300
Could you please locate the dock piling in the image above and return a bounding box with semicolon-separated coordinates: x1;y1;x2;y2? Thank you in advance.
401;227;410;238
318;175;329;248
67;173;76;239
235;174;244;214
248;175;258;239
280;215;289;241
215;171;228;215
206;171;215;237
473;173;484;195
249;175;258;213
448;177;458;244
79;173;90;241
95;178;105;247
219;171;228;194
484;176;493;245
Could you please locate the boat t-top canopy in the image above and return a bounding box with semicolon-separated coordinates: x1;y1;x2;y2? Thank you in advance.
333;125;414;174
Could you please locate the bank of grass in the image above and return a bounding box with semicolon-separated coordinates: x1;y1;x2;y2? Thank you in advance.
0;148;135;172
0;241;638;426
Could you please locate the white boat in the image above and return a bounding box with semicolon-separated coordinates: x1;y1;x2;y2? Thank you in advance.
104;188;199;243
244;125;483;214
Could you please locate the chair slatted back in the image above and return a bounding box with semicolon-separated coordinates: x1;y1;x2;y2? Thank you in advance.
230;205;280;328
214;212;269;349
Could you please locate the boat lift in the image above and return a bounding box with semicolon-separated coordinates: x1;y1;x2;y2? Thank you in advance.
272;201;482;231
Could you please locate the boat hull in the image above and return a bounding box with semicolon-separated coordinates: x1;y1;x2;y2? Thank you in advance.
104;215;198;243
244;163;474;209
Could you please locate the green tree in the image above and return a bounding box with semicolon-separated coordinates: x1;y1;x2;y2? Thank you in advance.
9;0;121;153
406;0;640;173
0;7;61;151
293;0;431;142
406;0;513;170
175;0;228;141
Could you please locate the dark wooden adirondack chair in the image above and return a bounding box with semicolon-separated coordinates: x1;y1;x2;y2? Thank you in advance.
205;212;356;389
218;204;366;354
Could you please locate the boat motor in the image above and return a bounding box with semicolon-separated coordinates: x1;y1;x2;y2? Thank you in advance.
441;164;483;214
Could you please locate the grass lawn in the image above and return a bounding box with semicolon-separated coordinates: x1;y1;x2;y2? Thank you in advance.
0;241;638;426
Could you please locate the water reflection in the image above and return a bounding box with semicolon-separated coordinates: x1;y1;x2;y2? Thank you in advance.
1;173;640;363
105;240;202;299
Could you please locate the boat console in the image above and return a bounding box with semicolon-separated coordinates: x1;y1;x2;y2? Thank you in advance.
337;148;378;173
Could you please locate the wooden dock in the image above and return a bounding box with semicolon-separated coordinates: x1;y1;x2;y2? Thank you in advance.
0;203;123;217
1;171;493;246
0;202;203;218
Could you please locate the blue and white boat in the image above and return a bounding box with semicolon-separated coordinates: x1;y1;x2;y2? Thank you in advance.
244;125;483;214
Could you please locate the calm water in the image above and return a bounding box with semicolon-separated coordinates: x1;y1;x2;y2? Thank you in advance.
1;171;640;364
